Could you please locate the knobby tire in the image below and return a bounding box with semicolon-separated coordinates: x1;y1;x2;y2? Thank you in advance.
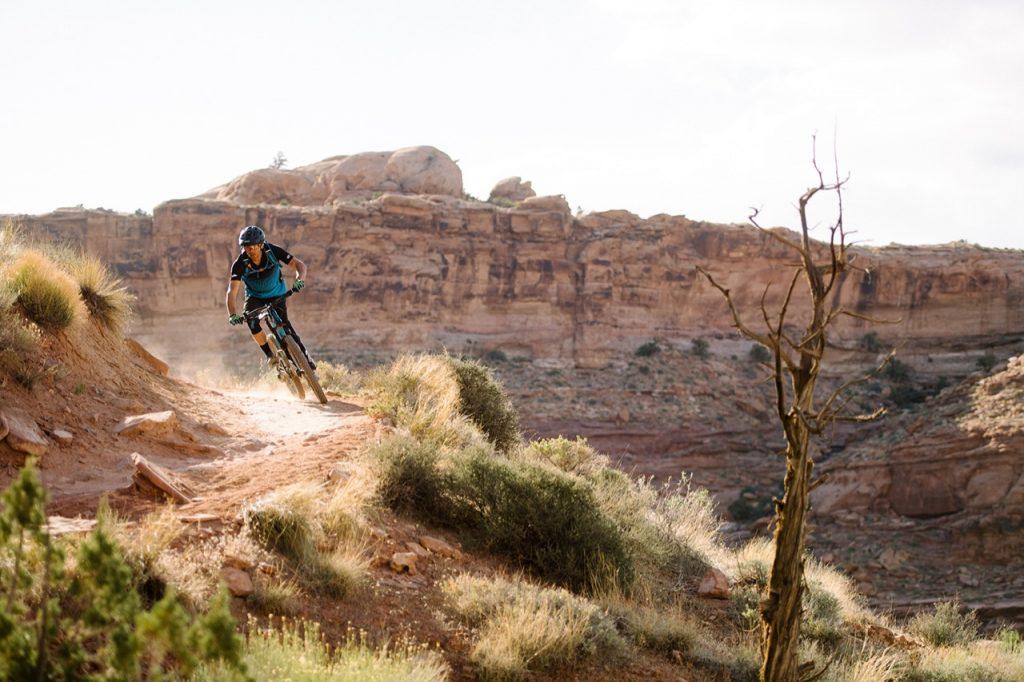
284;334;327;404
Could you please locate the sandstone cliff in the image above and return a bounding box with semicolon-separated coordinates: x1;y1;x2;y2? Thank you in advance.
10;192;1023;373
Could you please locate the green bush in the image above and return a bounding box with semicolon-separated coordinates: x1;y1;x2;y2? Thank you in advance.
860;331;882;353
373;435;632;591
691;337;710;358
749;344;772;364
997;627;1022;653
908;600;980;647
976;353;997;373
482;348;508;363
635;340;660;357
885;358;912;383
0;461;245;679
448;357;520;453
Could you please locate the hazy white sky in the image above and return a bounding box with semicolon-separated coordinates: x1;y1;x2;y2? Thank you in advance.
2;0;1022;248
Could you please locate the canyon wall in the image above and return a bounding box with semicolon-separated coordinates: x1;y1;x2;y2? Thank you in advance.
10;197;1023;371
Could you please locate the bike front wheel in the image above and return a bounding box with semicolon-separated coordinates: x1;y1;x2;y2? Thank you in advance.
270;336;305;400
284;335;327;404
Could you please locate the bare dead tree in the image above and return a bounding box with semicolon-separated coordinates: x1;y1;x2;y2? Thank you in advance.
697;138;893;681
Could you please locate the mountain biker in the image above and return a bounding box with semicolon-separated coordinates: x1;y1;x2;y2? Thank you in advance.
225;225;316;371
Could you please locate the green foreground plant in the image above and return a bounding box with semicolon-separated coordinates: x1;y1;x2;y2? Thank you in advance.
0;461;245;679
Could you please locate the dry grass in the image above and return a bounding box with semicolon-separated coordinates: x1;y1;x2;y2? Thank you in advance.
6;249;84;331
907;641;1024;681
195;617;449;681
250;576;302;616
366;354;463;443
444;573;624;678
64;252;134;332
908;600;980;648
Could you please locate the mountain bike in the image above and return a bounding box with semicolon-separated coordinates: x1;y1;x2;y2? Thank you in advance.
241;288;327;404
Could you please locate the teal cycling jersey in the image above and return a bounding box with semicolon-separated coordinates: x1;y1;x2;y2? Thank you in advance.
230;243;293;299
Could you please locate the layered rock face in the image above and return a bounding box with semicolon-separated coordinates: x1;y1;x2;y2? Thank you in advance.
12;194;1023;372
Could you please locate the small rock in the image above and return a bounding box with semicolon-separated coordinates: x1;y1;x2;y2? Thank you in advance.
367;526;388;540
114;410;178;437
220;567;254;597
223;551;255;571
200;421;230;437
419;535;462;559
0;411;8;440
51;429;74;446
697;567;731;599
406;541;430;559
389;552;418;575
2;408;49;456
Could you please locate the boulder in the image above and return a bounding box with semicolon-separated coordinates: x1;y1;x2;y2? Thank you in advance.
418;535;462;559
389;552;418;575
383;146;463;196
220;567;254;597
697;567;730;599
517;194;570;214
124;338;170;376
2;408;49;457
115;410;178;437
489;176;536;202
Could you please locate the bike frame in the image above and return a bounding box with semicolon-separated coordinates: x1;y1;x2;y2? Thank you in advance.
243;290;296;364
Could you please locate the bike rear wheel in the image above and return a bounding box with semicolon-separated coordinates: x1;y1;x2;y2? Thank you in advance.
284;335;327;404
270;336;305;399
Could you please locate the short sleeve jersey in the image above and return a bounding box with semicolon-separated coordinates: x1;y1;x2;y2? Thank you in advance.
230;243;294;300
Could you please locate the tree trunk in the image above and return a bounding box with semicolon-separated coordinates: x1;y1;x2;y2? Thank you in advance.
760;420;812;681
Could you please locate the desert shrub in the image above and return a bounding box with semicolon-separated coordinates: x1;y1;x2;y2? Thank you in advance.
313;360;361;394
244;487;367;598
997;627;1023;653
444;574;623;678
802;583;844;648
518;436;608;478
196;617;448;681
374;435;632;591
601;597;698;655
489;196;516;208
749;343;772;364
0;461;245;679
860;331;882;353
443;446;633;591
374;433;444;513
908;600;980;647
976;353;998;373
727;486;774;522
366;354;464;445
0;287;38;384
7;250;83;331
884;357;912;383
691;337;710;358
448;356;520;452
635;340;660;357
64;252;134;332
482;348;508;363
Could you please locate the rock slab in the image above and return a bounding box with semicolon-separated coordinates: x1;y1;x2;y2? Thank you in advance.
2;408;49;456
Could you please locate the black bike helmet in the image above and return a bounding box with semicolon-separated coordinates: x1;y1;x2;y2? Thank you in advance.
238;225;266;247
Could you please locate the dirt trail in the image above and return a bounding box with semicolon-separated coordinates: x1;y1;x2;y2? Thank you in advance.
174;387;378;515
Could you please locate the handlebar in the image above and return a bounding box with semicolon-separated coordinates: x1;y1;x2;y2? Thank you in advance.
240;287;298;322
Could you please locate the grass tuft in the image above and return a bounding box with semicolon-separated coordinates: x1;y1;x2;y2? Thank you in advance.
448;356;520;452
8;250;83;331
444;574;624;678
908;600;980;648
65;252;134;332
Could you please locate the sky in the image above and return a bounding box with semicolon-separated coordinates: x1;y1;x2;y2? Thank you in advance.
1;0;1022;248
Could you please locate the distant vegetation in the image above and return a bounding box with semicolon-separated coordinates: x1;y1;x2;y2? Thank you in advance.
691;337;709;359
635;339;660;357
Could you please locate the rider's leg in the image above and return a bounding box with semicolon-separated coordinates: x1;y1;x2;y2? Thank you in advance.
245;299;274;359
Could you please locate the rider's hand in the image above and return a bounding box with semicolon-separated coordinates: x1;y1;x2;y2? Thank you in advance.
228;314;243;326
293;279;305;291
